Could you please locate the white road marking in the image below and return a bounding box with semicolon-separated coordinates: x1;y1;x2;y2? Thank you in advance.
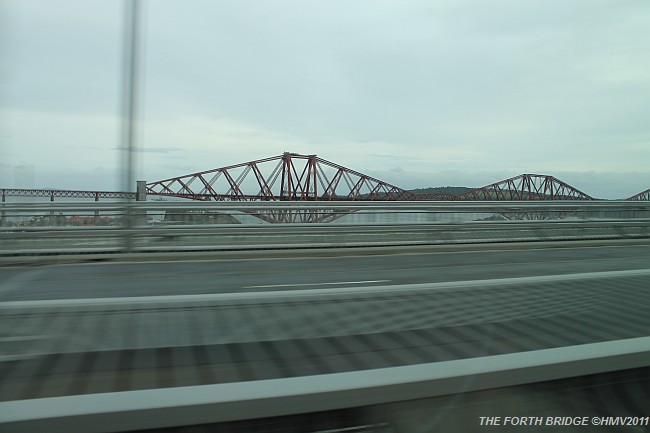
0;336;48;342
1;268;647;309
243;280;391;289
71;241;114;246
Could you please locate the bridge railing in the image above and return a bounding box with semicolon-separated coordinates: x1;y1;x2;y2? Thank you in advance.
1;201;648;260
2;199;649;221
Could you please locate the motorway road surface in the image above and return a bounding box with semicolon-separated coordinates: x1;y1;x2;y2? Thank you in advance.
0;241;649;430
0;242;649;301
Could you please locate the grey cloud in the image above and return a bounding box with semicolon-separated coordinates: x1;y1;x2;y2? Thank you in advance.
2;0;649;193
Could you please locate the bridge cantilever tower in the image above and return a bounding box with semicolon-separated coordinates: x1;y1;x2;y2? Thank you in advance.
5;153;640;223
146;152;416;202
145;154;599;222
450;174;593;220
148;154;598;203
455;174;593;201
627;188;650;201
146;153;419;222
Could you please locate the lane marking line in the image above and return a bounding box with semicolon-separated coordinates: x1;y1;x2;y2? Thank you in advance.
1;268;648;309
244;280;391;289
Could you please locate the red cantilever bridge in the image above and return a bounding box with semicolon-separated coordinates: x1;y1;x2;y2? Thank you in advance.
146;152;594;202
1;153;648;222
143;153;596;222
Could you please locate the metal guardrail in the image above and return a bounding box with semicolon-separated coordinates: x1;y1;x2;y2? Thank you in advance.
1;201;649;259
2;200;650;211
1;220;648;257
2;200;648;225
2;337;648;433
1;269;649;432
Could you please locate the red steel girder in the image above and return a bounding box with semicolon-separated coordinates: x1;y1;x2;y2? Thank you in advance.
147;153;416;202
247;208;356;224
0;188;135;200
147;156;595;206
626;188;650;201
455;174;593;201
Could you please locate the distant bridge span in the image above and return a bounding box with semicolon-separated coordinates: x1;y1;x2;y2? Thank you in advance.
0;188;135;201
1;153;647;205
627;188;650;201
145;153;595;202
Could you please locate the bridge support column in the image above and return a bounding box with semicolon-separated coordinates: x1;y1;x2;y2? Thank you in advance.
136;181;146;201
94;193;100;225
1;192;6;227
134;181;147;226
49;194;56;226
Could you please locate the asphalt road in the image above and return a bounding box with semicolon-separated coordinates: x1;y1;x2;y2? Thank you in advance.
0;242;649;301
1;241;649;431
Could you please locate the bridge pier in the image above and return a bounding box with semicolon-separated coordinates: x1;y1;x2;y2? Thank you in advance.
1;192;5;226
49;194;56;226
136;181;146;201
133;181;147;226
94;193;100;224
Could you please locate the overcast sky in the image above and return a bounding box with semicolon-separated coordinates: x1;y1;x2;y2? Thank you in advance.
1;0;649;198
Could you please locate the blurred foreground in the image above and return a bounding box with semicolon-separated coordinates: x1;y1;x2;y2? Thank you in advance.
1;239;649;432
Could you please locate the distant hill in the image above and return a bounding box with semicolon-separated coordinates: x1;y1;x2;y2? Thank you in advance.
408;186;474;196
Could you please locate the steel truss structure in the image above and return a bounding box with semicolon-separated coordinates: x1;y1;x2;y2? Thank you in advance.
145;155;596;221
1;188;135;201
146;153;417;222
146;155;595;202
2;153;648;222
627;188;650;201
455;174;593;201
249;208;355;224
452;174;594;219
146;153;415;202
